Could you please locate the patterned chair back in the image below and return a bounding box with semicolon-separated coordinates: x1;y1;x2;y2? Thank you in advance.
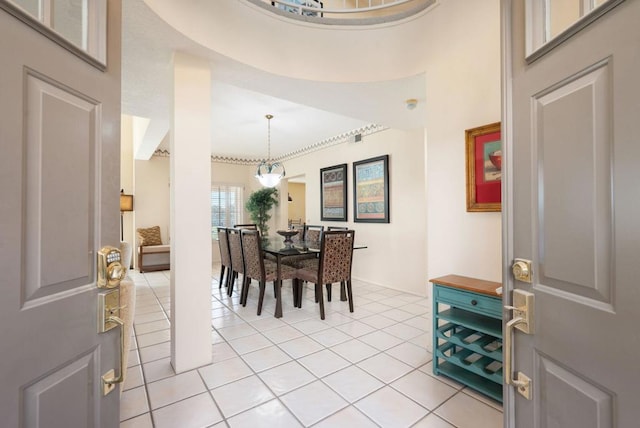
290;223;304;244
228;228;244;274
319;230;355;285
218;227;232;269
240;229;264;281
304;224;324;244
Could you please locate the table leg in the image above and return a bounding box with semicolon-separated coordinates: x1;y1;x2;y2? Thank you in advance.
275;254;283;318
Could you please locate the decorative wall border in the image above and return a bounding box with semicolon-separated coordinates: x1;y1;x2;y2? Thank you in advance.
152;123;387;165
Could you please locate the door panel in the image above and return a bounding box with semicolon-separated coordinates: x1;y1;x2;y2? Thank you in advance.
535;355;614;428
24;72;99;302
0;1;121;426
23;350;99;428
504;0;640;426
533;59;613;308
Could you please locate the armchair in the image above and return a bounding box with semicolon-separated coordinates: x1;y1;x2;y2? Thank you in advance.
136;226;170;272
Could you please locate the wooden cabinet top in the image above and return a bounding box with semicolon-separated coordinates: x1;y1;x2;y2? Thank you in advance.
430;274;502;297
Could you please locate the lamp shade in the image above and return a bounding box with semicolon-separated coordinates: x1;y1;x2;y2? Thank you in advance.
120;193;134;212
256;172;282;188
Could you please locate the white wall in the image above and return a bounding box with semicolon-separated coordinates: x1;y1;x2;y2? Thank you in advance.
133;129;429;296
120;115;135;262
129;0;502;290
284;128;428;296
134;156;171;249
423;1;502;283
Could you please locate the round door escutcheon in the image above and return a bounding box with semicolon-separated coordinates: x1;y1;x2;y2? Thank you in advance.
512;259;532;282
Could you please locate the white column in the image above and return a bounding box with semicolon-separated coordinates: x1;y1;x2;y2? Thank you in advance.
170;52;212;373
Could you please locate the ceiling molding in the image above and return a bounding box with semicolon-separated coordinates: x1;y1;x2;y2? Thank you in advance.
151;123;388;164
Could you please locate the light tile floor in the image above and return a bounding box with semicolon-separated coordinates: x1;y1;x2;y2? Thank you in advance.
120;268;502;428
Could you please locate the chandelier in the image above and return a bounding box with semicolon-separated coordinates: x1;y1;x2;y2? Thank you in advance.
255;114;286;188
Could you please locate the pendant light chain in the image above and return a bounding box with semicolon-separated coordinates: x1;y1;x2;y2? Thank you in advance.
266;114;273;161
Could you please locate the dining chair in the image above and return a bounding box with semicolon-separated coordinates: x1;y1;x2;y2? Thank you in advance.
304;224;324;243
289;223;304;244
217;227;233;289
240;229;297;315
325;227;350;299
236;222;279;261
227;228;246;297
283;223;323;269
288;218;302;228
294;230;355;320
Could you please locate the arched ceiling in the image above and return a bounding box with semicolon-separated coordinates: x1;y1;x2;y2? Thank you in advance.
122;0;430;160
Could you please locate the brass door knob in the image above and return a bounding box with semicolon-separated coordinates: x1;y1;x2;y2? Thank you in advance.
512;258;533;283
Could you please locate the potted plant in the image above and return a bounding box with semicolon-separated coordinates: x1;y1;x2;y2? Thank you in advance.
245;187;279;237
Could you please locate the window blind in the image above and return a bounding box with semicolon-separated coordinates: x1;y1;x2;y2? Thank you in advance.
211;184;243;239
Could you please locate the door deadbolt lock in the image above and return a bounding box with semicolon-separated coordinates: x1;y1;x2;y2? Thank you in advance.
512;258;533;283
97;246;125;289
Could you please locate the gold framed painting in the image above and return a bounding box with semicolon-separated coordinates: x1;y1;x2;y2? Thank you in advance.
466;122;502;212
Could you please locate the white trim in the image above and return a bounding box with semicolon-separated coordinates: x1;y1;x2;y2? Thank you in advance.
525;0;625;62
500;0;516;425
0;0;107;68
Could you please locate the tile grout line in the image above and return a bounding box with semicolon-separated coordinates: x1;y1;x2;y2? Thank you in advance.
218;279;413;424
123;270;498;428
213;277;370;426
132;275;160;426
214;277;430;427
127;274;404;420
208;277;309;427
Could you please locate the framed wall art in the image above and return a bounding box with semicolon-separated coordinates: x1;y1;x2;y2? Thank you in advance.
320;163;347;221
465;122;502;212
353;155;389;223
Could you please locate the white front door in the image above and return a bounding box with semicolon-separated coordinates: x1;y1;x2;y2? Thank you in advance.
503;0;640;426
0;1;122;426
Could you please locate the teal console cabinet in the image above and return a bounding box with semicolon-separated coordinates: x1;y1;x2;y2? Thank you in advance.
430;275;503;403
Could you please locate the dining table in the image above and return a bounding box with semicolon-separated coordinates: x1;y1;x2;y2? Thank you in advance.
261;236;366;318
